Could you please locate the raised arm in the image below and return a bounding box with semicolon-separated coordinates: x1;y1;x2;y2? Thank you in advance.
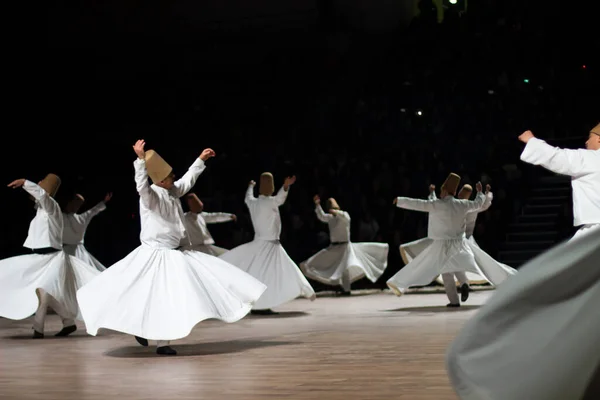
202;212;235;224
315;204;334;223
24;181;61;215
273;175;296;207
480;191;493;212
172;158;206;198
78;193;112;225
245;181;257;206
457;183;486;212
520;134;597;177
134;159;159;209
428;184;437;200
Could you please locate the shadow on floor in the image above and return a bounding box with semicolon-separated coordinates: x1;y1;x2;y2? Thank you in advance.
247;311;309;319
104;338;300;358
384;305;481;313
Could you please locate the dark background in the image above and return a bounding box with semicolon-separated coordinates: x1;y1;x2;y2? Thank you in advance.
2;0;598;290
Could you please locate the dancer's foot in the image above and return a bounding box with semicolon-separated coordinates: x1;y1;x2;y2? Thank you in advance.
446;303;460;308
460;283;470;302
251;309;278;315
55;325;77;337
135;336;149;347
32;330;44;339
156;346;177;355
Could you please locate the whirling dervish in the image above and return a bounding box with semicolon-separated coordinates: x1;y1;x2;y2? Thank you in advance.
0;174;101;338
76;140;266;355
300;195;389;295
387;173;489;306
220;172;315;315
181;192;237;256
62;192;113;271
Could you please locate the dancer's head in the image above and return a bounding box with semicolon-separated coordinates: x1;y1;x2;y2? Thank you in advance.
145;150;175;189
457;184;473;200
65;194;85;213
440;173;460;198
259;172;274;196
185;193;204;213
38;174;61;197
327;198;340;211
586;123;600;150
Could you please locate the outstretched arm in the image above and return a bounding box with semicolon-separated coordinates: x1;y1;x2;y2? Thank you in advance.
273;176;296;206
458;182;486;212
519;132;597;177
78;193;112;225
172;149;215;198
393;197;436;213
8;179;60;215
202;212;236;224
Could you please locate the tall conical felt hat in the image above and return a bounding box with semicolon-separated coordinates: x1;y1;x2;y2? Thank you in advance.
185;193;203;213
591;123;600;137
441;173;461;195
458;184;473;199
259;172;275;196
38;174;61;197
145;150;173;184
65;194;85;213
327;198;340;210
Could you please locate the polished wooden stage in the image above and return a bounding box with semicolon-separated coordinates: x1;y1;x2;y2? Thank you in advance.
0;290;492;400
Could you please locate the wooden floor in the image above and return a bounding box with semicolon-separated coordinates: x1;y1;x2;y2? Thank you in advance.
0;290;492;400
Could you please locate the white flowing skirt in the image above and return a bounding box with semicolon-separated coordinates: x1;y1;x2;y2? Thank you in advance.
182;244;228;257
219;239;316;310
76;245;267;341
0;251;101;321
446;226;600;400
300;242;389;286
388;238;489;295
571;223;599;241
64;243;106;272
400;238;503;285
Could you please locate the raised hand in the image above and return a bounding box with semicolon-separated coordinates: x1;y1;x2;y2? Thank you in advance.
313;195;320;204
200;148;216;161
393;198;398;205
476;182;483;192
249;180;256;186
104;192;113;203
485;184;491;194
283;176;296;189
7;179;26;189
518;130;534;144
231;214;237;222
429;184;435;193
133;140;146;159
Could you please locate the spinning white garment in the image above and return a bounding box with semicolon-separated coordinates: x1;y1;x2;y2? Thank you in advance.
446;227;600;400
63;244;105;272
63;202;107;271
186;244;228;256
220;183;315;310
76;157;266;341
181;211;233;256
0;251;102;321
76;245;267;340
300;205;388;288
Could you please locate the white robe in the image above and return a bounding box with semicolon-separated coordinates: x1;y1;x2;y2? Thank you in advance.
402;192;514;285
219;184;315;310
0;181;101;322
180;211;232;256
300;205;388;290
520;137;600;237
76;158;266;341
446;226;600;400
387;193;511;295
63;202;107;271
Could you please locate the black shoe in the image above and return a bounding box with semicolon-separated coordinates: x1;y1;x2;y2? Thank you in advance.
446;303;460;308
55;325;77;337
156;346;177;355
32;330;44;339
460;283;470;302
251;309;278;315
135;336;149;347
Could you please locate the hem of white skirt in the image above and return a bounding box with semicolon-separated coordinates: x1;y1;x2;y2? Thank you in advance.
84;302;255;341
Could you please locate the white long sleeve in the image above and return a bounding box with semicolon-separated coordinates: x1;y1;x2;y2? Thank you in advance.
22;180;63;250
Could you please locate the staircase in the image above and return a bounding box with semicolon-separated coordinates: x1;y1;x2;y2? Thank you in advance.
498;175;571;267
